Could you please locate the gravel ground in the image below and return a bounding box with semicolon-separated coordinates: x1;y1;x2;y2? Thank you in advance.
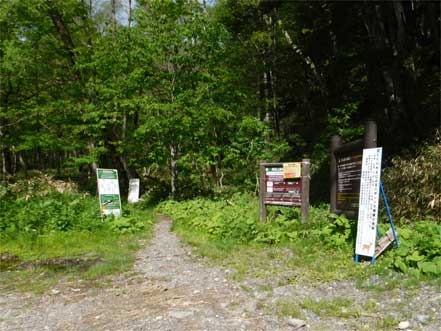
1;215;439;331
0;216;282;331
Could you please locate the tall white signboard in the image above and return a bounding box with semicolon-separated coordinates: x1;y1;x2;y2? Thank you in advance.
96;168;122;217
355;148;382;257
128;178;140;203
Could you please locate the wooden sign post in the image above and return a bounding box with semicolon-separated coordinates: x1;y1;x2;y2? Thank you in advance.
259;159;310;223
330;120;377;218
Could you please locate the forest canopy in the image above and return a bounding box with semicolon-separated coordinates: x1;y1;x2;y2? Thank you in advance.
1;0;440;206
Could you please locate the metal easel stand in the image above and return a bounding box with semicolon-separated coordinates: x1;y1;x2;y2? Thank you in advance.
379;180;399;247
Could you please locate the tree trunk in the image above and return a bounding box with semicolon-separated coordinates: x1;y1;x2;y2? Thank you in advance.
128;0;132;28
111;0;116;31
170;143;178;199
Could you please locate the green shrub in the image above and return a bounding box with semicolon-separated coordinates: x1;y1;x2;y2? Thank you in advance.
158;193;440;276
383;221;441;276
382;131;441;222
0;177;151;238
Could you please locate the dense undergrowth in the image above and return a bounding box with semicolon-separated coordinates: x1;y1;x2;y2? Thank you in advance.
157;193;441;278
0;175;155;292
382;132;441;221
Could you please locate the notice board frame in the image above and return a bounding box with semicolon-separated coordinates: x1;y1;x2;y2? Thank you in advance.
330;120;377;218
259;159;310;223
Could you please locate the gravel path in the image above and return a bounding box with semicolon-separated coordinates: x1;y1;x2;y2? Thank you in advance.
1;215;439;331
0;216;284;331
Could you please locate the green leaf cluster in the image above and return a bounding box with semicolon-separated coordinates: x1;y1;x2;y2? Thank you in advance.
0;176;152;238
158;193;441;276
383;222;441;276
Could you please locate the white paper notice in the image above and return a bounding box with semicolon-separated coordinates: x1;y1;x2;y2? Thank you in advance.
355;148;382;257
128;178;140;203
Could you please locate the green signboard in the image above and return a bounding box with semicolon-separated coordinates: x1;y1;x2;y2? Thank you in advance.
96;168;122;216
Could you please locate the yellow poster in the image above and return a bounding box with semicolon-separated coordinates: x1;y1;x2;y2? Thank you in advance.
283;162;301;179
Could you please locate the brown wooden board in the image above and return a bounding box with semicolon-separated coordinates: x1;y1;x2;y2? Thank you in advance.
330;120;377;218
336;152;362;212
263;166;302;206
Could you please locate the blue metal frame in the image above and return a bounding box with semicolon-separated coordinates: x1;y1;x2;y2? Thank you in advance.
380;180;399;247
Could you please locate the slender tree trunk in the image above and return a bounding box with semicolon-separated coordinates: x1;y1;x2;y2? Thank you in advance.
269;68;279;138
111;0;116;31
87;141;98;174
128;0;132;28
18;152;27;175
170;142;178;199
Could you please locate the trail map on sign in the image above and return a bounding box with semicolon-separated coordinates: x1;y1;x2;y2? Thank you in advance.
355;148;382;257
97;169;122;217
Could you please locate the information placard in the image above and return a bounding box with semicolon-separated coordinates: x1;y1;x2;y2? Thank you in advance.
128;178;140;203
97;168;122;217
283;162;301;179
336;152;362;212
264;166;302;206
355;148;382;257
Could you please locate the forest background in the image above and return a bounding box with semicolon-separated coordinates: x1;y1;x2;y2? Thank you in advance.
1;0;440;219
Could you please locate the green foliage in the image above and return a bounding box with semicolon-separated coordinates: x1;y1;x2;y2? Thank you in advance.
316;214;356;248
382;132;441;222
0;175;155;293
382;222;441;276
0;176;152;238
158;193;441;276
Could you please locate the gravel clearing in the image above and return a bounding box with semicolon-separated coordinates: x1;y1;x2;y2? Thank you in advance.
0;216;282;330
1;215;439;331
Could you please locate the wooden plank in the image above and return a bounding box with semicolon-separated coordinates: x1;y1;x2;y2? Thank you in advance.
259;162;267;222
301;159;310;223
375;228;395;258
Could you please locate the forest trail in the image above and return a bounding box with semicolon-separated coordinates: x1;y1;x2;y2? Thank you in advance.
2;215;440;331
0;216;284;331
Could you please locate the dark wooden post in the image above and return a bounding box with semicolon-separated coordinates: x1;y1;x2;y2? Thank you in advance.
330;135;342;214
259;162;267;222
364;120;377;149
301;159;310;223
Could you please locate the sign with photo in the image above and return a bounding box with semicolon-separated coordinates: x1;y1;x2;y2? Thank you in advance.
96;168;122;217
355;148;382;257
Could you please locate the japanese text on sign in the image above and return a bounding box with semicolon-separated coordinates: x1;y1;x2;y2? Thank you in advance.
264;166;302;206
355;148;382;257
97;168;122;217
336;153;362;212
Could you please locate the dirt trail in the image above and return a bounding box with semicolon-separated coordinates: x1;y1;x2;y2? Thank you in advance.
0;216;284;331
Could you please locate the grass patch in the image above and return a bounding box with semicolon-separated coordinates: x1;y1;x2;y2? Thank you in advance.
0;206;155;293
275;299;305;319
300;297;360;318
173;221;372;285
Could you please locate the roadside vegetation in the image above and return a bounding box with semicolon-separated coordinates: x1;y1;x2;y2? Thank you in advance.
157;192;441;287
0;174;155;293
0;0;439;312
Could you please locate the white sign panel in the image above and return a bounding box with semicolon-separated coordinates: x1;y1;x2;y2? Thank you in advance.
355;148;382;257
128;178;140;203
97;168;122;217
